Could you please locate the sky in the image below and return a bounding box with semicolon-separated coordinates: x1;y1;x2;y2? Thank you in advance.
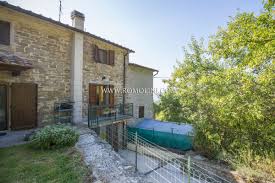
7;0;264;100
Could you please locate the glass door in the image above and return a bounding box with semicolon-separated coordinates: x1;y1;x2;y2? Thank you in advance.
0;85;7;130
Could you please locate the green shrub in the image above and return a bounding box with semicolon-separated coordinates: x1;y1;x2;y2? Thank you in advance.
31;125;79;149
229;149;275;182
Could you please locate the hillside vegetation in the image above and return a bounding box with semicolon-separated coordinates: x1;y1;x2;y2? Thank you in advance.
155;1;275;182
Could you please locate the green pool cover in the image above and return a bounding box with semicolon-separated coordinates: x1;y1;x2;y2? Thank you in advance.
128;119;193;151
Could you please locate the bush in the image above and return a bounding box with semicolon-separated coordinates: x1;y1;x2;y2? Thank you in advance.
230;149;275;182
31;125;79;149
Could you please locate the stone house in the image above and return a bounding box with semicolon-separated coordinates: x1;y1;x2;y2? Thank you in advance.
0;1;157;132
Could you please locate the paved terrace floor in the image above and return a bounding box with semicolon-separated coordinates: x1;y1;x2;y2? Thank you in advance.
0;129;35;148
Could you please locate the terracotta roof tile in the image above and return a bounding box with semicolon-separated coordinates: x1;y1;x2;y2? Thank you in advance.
129;63;158;72
0;53;33;68
0;1;134;53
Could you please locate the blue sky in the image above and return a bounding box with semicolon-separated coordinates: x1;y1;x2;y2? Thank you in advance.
8;0;264;99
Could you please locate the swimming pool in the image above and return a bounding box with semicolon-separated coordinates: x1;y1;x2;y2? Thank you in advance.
128;119;194;151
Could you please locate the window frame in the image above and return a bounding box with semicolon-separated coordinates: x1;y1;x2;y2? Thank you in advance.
138;106;145;118
98;49;108;64
89;84;114;106
0;20;11;46
93;45;115;66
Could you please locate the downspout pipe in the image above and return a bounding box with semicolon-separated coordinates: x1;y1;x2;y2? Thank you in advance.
122;52;128;148
123;52;128;107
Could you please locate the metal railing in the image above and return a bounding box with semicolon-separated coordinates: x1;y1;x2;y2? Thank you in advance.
98;125;232;183
88;103;133;127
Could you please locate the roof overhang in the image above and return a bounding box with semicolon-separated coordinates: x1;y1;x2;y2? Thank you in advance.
0;53;33;75
0;1;135;53
128;63;158;72
0;63;32;71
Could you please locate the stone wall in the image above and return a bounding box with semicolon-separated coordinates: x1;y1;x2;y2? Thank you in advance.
0;6;132;127
82;35;129;121
0;7;72;126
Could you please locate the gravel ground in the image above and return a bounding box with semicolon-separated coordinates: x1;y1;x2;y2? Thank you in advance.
75;126;147;183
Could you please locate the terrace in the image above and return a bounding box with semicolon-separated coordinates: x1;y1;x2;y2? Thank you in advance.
88;103;133;128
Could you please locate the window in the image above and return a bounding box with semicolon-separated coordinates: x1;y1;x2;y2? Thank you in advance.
0;21;10;45
96;85;109;105
98;49;108;64
139;106;144;118
89;84;114;106
93;45;115;65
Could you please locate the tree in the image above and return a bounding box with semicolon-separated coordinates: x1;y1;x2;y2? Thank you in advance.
263;0;275;11
208;9;275;156
155;38;221;124
157;7;275;160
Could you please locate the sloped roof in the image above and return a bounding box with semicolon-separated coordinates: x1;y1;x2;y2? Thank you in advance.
129;63;158;72
0;53;33;70
0;1;134;53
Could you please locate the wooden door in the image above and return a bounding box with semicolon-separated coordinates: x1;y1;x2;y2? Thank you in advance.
109;85;114;107
11;83;37;130
89;84;97;105
89;84;115;106
89;84;98;119
0;85;7;130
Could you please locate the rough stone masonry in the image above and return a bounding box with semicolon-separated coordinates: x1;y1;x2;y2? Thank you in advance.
0;4;130;126
76;126;146;183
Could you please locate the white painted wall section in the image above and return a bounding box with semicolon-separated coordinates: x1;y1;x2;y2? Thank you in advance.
127;66;154;119
71;32;83;123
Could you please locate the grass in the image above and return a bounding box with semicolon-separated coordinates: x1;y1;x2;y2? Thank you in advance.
0;144;91;183
235;158;275;183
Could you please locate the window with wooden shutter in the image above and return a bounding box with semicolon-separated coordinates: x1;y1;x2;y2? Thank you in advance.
139;106;144;118
108;50;115;65
93;45;99;62
89;84;97;105
0;21;10;46
98;49;108;64
93;44;115;65
89;84;114;106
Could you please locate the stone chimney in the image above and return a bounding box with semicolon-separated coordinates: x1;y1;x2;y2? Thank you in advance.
71;10;85;30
